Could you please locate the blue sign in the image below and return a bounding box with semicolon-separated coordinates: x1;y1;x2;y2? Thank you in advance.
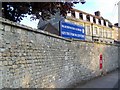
60;21;85;40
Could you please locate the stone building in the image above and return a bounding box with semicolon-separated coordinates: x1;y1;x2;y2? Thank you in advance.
66;9;119;44
37;8;119;44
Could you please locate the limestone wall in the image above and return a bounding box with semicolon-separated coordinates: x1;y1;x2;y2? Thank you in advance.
0;17;119;88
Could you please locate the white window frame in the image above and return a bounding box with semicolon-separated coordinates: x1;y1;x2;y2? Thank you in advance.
85;25;91;36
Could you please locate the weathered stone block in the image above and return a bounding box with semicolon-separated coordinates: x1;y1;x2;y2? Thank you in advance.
0;23;4;30
5;25;11;32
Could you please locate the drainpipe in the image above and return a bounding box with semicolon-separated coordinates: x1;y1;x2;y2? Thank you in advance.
91;23;94;42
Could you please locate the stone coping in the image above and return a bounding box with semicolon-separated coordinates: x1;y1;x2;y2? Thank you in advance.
0;17;72;42
0;17;119;46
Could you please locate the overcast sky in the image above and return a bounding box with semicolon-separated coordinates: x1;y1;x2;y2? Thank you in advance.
20;0;119;29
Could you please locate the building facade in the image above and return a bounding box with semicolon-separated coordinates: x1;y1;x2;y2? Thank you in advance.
65;9;119;44
37;8;119;44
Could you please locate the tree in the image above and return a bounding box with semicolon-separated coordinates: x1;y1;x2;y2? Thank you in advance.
2;2;81;22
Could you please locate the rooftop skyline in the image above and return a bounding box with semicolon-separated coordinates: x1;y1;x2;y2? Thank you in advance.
20;0;119;29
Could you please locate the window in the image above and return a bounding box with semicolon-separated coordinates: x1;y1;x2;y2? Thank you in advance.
98;19;101;25
99;28;102;37
109;31;112;38
67;11;71;16
86;15;90;21
107;31;109;38
108;24;113;28
104;20;106;26
106;30;108;38
71;11;75;18
85;25;91;35
93;17;96;23
94;27;97;35
79;13;83;20
103;30;107;38
102;29;104;37
103;30;105;37
106;31;108;38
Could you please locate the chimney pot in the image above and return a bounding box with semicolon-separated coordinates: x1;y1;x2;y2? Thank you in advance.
95;11;100;17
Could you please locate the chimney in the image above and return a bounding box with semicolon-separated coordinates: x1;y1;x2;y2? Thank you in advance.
95;11;100;17
114;23;118;27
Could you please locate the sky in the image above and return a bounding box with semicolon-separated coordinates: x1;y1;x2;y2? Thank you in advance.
20;0;119;29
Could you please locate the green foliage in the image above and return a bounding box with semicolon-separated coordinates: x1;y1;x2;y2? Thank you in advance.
2;2;79;22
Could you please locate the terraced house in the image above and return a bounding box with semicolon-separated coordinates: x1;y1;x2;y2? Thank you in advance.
38;9;119;44
65;9;119;44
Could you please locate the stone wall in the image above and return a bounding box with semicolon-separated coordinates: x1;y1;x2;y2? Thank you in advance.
0;17;119;88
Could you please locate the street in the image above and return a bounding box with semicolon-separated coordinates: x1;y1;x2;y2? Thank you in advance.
74;70;119;89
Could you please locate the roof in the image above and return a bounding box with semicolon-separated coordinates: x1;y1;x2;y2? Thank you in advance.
71;8;111;22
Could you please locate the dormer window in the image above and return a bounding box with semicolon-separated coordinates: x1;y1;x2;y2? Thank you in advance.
98;19;101;25
104;20;106;26
79;13;83;20
108;23;113;28
71;11;75;18
93;17;96;23
86;15;90;21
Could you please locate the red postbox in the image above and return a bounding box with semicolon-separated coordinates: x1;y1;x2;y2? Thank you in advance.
99;54;103;69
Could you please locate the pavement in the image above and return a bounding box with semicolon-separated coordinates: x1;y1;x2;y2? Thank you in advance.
73;70;119;90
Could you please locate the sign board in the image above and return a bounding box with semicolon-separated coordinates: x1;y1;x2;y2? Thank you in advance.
60;21;85;40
